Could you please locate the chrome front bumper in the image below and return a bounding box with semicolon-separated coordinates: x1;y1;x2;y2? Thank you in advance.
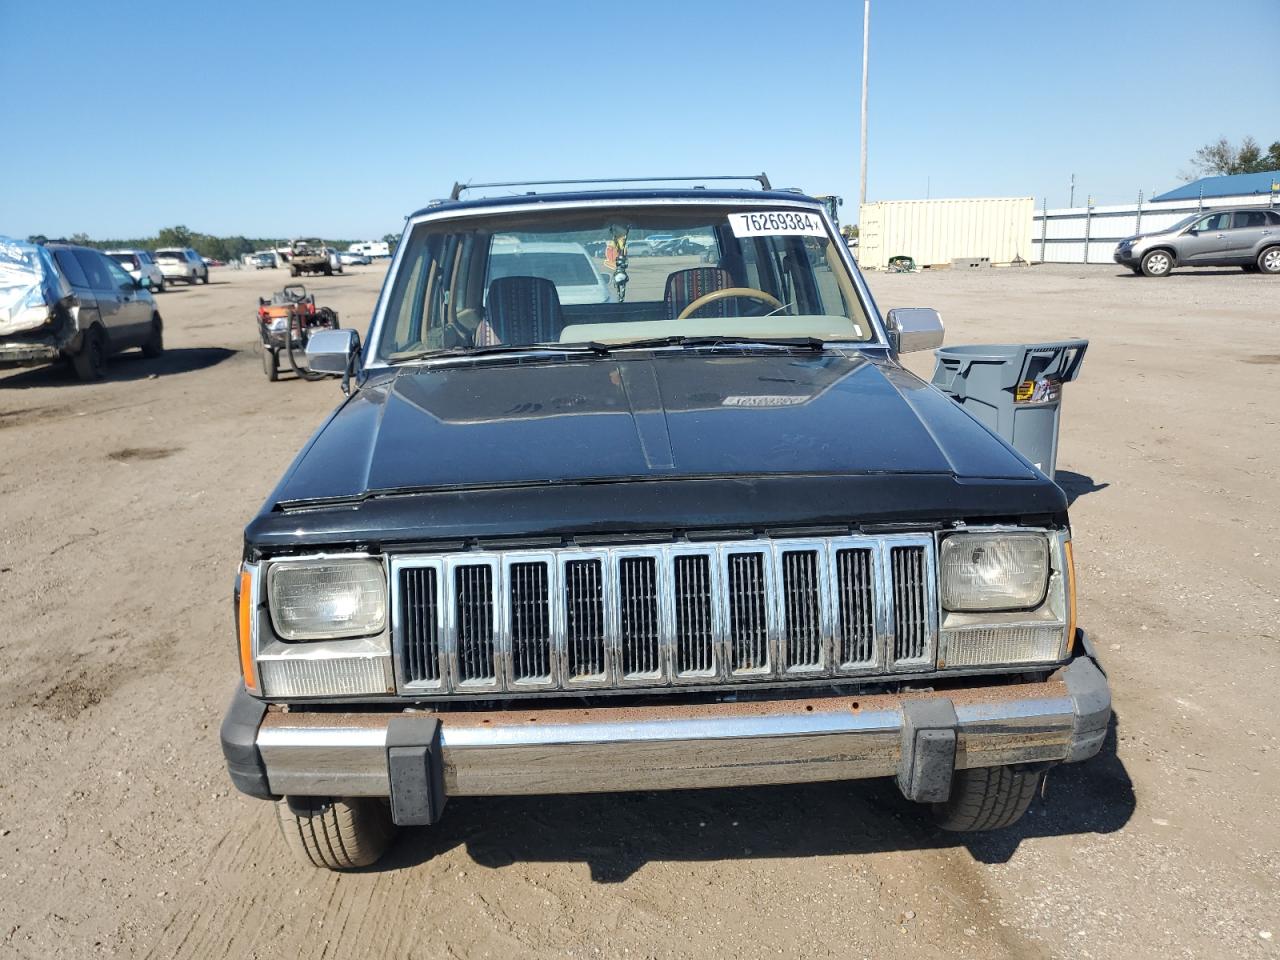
224;656;1110;811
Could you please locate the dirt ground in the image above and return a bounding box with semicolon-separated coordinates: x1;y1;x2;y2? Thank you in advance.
0;261;1276;959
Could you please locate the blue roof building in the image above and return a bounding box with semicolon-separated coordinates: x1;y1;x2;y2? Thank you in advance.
1153;170;1280;202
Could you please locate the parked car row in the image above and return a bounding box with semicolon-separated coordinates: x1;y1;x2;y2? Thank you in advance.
1115;206;1280;277
101;246;210;289
1;237;164;380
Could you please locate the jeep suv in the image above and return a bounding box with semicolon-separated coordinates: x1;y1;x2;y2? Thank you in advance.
1115;206;1280;276
221;178;1111;869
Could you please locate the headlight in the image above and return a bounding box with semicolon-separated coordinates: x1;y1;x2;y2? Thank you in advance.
267;558;387;640
939;533;1049;611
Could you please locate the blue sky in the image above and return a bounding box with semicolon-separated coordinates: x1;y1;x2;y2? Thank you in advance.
2;0;1275;239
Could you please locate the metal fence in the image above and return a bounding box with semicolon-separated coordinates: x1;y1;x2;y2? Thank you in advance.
1032;190;1280;264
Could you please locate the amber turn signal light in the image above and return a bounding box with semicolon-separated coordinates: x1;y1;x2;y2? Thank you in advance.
1064;540;1078;655
238;568;258;693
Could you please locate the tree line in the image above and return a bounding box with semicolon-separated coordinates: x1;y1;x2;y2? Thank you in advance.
24;226;402;260
1185;136;1280;178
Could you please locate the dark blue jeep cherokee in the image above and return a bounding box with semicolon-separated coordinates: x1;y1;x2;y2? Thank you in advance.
222;178;1111;869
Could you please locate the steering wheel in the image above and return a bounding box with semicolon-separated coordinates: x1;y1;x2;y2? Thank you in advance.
677;287;783;320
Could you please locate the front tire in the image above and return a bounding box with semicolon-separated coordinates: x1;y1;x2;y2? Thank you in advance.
1258;246;1280;275
262;345;278;381
141;314;164;358
930;764;1044;832
1140;249;1173;277
72;326;107;381
200;272;210;284
275;797;395;870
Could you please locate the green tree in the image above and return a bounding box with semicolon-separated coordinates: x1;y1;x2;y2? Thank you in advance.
382;232;401;253
156;225;194;248
1184;136;1280;178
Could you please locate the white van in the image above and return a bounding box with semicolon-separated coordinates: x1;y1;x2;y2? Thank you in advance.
348;241;391;259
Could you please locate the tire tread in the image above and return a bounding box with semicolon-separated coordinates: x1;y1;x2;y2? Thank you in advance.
275;797;394;870
932;765;1042;832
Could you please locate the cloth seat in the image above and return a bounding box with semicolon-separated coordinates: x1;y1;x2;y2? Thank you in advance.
664;267;735;319
477;276;564;345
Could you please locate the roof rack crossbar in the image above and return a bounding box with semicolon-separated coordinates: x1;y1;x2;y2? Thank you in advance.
449;174;772;201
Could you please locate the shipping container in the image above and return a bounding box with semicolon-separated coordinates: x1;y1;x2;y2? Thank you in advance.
857;197;1034;270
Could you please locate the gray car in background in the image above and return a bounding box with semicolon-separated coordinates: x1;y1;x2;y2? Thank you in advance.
1115;206;1280;276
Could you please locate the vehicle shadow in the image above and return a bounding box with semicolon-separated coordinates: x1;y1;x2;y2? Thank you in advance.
0;346;236;388
1055;470;1109;505
1116;270;1251;278
377;714;1133;882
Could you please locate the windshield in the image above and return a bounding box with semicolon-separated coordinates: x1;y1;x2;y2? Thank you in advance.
375;204;871;362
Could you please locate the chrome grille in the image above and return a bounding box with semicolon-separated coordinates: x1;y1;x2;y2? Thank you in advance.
781;549;824;672
618;556;661;680
454;564;496;685
727;551;770;674
564;558;607;683
508;561;551;684
891;545;932;664
400;566;440;684
392;534;937;695
835;548;876;668
673;554;715;676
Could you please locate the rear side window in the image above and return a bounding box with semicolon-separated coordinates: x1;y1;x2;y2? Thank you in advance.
53;249;89;288
1233;211;1266;229
1268;212;1280;226
72;250;113;290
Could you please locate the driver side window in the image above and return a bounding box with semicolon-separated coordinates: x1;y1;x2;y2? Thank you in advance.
103;258;134;289
1192;213;1230;232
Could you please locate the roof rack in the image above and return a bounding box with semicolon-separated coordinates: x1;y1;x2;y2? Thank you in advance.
449;174;772;202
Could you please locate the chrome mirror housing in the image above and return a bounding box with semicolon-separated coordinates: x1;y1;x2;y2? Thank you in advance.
885;307;944;354
306;328;360;375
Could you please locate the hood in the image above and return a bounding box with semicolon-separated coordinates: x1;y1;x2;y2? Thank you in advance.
248;351;1063;549
273;351;1040;502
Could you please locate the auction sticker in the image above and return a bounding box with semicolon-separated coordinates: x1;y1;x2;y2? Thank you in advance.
728;211;827;237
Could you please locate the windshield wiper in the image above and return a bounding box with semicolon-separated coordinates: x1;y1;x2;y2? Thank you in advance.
585;335;829;353
387;343;609;365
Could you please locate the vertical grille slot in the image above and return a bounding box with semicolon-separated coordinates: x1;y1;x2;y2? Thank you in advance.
835;548;876;668
400;566;440;684
508;562;551;683
564;559;606;681
728;552;770;673
618;556;661;678
782;550;823;671
454;564;496;684
673;554;715;676
891;545;929;663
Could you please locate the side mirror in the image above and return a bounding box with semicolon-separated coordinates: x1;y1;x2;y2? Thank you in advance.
885;307;944;354
306;328;360;376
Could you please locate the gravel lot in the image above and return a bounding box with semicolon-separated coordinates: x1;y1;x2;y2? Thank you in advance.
0;262;1276;959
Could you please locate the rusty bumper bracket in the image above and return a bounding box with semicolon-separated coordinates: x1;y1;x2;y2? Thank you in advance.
896;698;959;803
386;715;447;826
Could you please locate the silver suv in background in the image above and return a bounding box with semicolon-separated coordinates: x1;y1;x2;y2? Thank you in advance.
1115;207;1280;276
153;247;209;285
106;249;166;293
